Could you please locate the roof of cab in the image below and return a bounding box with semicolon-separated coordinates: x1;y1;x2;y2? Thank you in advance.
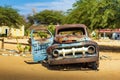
56;24;87;30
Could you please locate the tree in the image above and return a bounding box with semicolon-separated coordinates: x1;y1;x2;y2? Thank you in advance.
65;0;120;30
27;15;35;25
33;10;65;25
0;6;25;28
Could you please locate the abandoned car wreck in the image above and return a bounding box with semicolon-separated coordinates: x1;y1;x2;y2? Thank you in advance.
30;24;99;70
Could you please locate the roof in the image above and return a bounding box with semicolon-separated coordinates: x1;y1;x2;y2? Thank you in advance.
56;24;87;30
99;29;120;33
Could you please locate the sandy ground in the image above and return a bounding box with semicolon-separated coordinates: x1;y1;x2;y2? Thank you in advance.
0;39;120;80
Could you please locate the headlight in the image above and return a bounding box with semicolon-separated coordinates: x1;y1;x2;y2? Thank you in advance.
53;49;59;57
88;46;95;54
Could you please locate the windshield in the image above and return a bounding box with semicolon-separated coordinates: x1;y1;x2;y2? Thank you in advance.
58;27;85;36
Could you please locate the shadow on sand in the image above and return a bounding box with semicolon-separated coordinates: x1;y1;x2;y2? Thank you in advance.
24;60;99;71
41;62;99;71
99;45;120;53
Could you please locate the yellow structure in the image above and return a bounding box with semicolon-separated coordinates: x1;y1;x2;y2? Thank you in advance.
0;25;24;37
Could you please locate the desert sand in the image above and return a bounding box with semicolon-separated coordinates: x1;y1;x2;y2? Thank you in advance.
0;39;120;80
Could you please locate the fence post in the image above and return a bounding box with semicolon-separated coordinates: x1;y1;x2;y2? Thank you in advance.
2;38;4;49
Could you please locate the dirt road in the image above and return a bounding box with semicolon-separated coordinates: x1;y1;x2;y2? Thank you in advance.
0;40;120;80
0;52;120;80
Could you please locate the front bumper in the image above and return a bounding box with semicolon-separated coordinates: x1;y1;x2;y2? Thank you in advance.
48;56;99;65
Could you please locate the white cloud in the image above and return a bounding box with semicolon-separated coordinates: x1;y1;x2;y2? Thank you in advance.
14;0;76;15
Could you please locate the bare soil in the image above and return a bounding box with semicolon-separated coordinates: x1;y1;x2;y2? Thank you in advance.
0;39;120;80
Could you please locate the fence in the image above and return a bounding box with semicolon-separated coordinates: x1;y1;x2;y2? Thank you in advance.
0;38;29;51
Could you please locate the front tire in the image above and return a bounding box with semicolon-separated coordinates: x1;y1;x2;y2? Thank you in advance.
91;61;99;70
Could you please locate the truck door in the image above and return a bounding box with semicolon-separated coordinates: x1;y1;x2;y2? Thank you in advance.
30;29;53;62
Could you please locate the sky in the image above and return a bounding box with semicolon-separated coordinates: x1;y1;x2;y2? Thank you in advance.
0;0;76;16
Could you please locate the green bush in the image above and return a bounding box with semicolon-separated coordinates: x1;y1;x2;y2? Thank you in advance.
38;31;48;38
47;24;55;35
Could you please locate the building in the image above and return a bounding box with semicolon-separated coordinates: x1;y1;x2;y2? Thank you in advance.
0;25;24;37
98;29;120;40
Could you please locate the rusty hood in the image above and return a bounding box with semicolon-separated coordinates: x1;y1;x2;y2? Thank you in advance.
55;35;91;43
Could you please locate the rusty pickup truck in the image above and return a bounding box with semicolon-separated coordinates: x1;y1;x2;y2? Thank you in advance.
30;24;99;70
47;24;99;70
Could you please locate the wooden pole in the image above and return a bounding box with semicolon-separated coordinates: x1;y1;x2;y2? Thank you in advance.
2;38;4;49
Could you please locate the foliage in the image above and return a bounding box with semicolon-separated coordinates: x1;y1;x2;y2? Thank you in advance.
47;24;55;35
0;6;25;28
24;45;30;52
38;31;48;38
33;10;65;25
25;29;30;36
17;44;30;53
27;15;35;26
65;0;120;30
91;30;99;39
17;43;24;53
